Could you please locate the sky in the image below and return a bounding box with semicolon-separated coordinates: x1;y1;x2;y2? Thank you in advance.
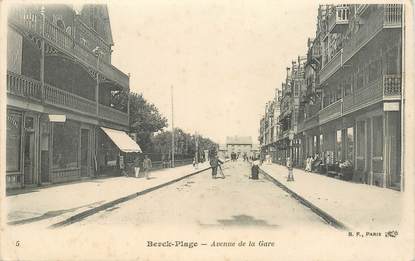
108;0;318;144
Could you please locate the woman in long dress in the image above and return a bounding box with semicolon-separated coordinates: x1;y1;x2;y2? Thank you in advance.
250;157;260;180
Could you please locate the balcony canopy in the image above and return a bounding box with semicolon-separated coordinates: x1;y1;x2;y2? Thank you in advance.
101;127;142;153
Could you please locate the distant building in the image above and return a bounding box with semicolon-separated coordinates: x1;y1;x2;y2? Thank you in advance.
218;144;227;159
225;136;253;158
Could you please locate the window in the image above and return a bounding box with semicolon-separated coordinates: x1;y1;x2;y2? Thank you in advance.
369;58;381;83
6;111;22;172
356;71;364;89
386;46;400;74
53;121;79;169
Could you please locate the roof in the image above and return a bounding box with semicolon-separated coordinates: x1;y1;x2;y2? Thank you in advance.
226;136;252;145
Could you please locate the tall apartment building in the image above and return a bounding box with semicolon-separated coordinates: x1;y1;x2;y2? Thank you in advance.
6;4;139;189
259;4;403;190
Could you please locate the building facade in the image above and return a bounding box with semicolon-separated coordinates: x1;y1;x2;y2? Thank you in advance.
225;136;255;158
259;4;403;190
6;4;134;189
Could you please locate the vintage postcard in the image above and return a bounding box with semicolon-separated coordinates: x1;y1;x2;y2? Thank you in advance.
0;0;414;260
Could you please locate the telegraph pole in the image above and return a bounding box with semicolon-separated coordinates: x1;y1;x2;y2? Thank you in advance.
171;85;175;168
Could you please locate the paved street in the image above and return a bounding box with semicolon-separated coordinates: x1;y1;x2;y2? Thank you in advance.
74;161;331;230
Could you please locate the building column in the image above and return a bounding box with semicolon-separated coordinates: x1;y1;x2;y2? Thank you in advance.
383;112;389;188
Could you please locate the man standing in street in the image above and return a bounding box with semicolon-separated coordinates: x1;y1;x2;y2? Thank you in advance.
210;154;224;179
143;155;152;180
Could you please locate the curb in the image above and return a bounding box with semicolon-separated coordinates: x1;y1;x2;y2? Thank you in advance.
50;166;212;228
259;168;349;231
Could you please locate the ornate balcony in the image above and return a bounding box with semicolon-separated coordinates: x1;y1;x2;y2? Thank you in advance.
7;71;129;126
319;49;343;84
328;5;350;33
8;7;129;90
343;4;402;63
319;99;342;125
383;74;401;98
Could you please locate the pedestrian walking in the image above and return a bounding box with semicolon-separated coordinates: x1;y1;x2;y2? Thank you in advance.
305;155;312;172
193;156;199;170
250;156;260;180
143;155;152;179
286;157;294;181
210;154;224;179
134;154;141;178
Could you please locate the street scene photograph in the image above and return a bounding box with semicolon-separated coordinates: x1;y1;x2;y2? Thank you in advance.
1;1;413;260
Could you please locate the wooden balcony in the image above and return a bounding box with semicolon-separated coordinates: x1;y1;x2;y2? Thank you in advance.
319;50;343;84
319;99;342;125
99;104;129;126
74;17;111;64
7;71;42;101
7;71;129;126
328;6;350;33
342;77;384;115
8;7;129;90
44;83;96;117
343;4;402;63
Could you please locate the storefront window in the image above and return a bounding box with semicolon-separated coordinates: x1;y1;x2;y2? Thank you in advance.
336;130;342;161
319;134;323;154
346;127;354;161
53;121;79;169
7;111;22;172
372;116;383;157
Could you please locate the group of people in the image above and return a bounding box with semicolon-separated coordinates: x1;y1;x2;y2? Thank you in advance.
304;153;321;172
230;152;238;161
131;154;153;179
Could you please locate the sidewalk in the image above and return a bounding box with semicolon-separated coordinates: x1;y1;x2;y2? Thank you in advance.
260;163;402;230
7;163;210;228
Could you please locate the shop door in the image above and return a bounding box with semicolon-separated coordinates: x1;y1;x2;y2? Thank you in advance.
80;129;90;177
371;116;384;186
23;129;35;185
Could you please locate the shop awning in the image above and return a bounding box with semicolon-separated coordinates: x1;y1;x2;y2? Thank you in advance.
100;127;142;153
